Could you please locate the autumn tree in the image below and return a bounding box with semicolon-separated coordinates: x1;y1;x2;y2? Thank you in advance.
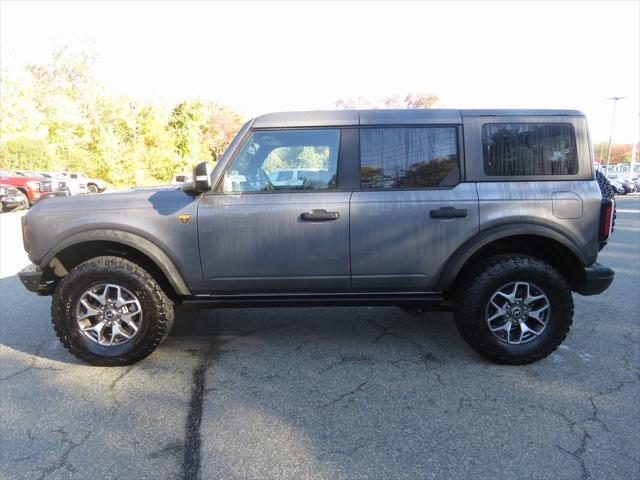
593;141;638;164
336;92;439;110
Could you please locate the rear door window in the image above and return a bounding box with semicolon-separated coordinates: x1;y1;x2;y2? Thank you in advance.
359;127;460;189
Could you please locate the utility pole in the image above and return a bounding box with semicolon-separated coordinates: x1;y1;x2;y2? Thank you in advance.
605;96;625;173
629;114;638;180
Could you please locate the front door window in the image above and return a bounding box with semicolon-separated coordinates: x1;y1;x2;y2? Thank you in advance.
220;129;340;193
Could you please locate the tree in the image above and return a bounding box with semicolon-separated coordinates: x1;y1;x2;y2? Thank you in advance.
593;141;638;164
335;97;373;110
0;47;245;186
336;92;439;110
203;102;244;162
403;92;439;109
0;137;53;170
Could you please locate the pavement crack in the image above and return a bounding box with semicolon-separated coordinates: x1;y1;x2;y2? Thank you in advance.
556;426;590;480
181;347;210;480
361;316;401;343
361;314;448;386
420;353;445;386
150;439;183;459
0;345;59;382
320;381;368;409
318;355;373;374
35;428;90;480
218;321;295;346
109;365;133;390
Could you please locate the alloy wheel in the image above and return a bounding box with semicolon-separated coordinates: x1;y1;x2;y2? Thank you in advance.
485;281;551;345
76;283;143;346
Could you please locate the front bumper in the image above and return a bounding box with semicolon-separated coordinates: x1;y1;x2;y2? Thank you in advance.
577;263;615;296
1;196;24;206
18;264;55;295
40;191;70;199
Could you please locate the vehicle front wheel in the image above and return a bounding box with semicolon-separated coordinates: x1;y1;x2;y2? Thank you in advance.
87;184;99;194
51;256;175;366
453;255;573;365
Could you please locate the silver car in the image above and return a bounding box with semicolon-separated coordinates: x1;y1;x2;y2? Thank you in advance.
19;109;615;366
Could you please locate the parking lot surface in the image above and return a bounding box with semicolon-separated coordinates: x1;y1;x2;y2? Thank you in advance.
1;196;639;480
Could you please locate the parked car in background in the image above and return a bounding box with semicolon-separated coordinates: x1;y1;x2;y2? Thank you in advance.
619;179;637;193
608;178;627;195
40;172;89;196
0;183;29;212
67;172;106;193
0;169;44;205
172;173;193;185
37;173;70;197
268;168;321;187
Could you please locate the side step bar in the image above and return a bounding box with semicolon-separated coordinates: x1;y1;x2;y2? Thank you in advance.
181;292;451;310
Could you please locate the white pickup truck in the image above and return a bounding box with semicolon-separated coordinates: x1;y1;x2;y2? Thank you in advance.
39;172;89;196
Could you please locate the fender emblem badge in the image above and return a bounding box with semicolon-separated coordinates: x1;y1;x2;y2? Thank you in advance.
177;214;191;225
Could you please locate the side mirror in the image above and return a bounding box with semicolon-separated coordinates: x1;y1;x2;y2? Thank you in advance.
192;161;212;192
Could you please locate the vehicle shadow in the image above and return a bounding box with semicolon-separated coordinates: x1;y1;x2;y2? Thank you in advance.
0;270;468;364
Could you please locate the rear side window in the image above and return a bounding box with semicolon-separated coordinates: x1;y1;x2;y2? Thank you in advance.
360;127;460;189
482;123;578;176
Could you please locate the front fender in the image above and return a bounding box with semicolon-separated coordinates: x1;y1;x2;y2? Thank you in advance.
40;229;191;296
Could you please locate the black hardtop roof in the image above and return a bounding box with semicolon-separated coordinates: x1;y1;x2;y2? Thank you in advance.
252;109;585;128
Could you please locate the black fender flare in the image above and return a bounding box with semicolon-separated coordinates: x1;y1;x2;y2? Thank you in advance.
41;229;191;296
435;223;588;292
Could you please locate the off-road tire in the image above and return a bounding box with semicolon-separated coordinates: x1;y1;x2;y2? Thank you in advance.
453;255;573;365
51;256;174;366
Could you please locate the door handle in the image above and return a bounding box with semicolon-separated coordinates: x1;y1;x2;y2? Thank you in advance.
430;207;468;219
300;209;339;221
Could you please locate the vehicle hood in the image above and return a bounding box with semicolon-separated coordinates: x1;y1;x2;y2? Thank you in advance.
24;185;201;266
28;185;193;215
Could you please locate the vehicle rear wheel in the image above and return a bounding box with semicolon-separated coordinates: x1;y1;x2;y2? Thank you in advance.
87;184;99;194
453;255;573;365
51;256;174;366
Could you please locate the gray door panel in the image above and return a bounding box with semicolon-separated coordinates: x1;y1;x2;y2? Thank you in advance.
198;192;351;293
350;183;479;291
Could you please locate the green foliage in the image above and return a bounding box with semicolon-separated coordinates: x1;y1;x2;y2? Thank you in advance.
0;47;244;186
262;146;330;172
0;137;53;170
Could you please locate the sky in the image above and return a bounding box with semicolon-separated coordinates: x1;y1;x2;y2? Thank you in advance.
1;0;639;143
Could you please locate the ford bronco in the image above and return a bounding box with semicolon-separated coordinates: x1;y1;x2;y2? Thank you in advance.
19;109;615;366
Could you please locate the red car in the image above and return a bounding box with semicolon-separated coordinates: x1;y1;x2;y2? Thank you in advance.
0;169;44;205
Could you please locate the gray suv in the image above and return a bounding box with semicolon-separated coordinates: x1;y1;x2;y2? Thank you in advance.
19;109;615;366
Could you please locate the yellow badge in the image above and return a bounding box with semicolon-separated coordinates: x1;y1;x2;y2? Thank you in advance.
177;214;191;225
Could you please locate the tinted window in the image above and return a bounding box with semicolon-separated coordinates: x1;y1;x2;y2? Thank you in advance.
222;129;339;193
483;123;578;176
360;127;460;189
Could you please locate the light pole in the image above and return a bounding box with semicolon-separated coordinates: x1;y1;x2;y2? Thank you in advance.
604;96;625;173
629;114;638;180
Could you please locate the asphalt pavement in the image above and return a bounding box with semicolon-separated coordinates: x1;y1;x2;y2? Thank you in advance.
1;196;639;480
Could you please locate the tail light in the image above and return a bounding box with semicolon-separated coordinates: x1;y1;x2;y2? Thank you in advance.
599;198;614;242
21;215;30;252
